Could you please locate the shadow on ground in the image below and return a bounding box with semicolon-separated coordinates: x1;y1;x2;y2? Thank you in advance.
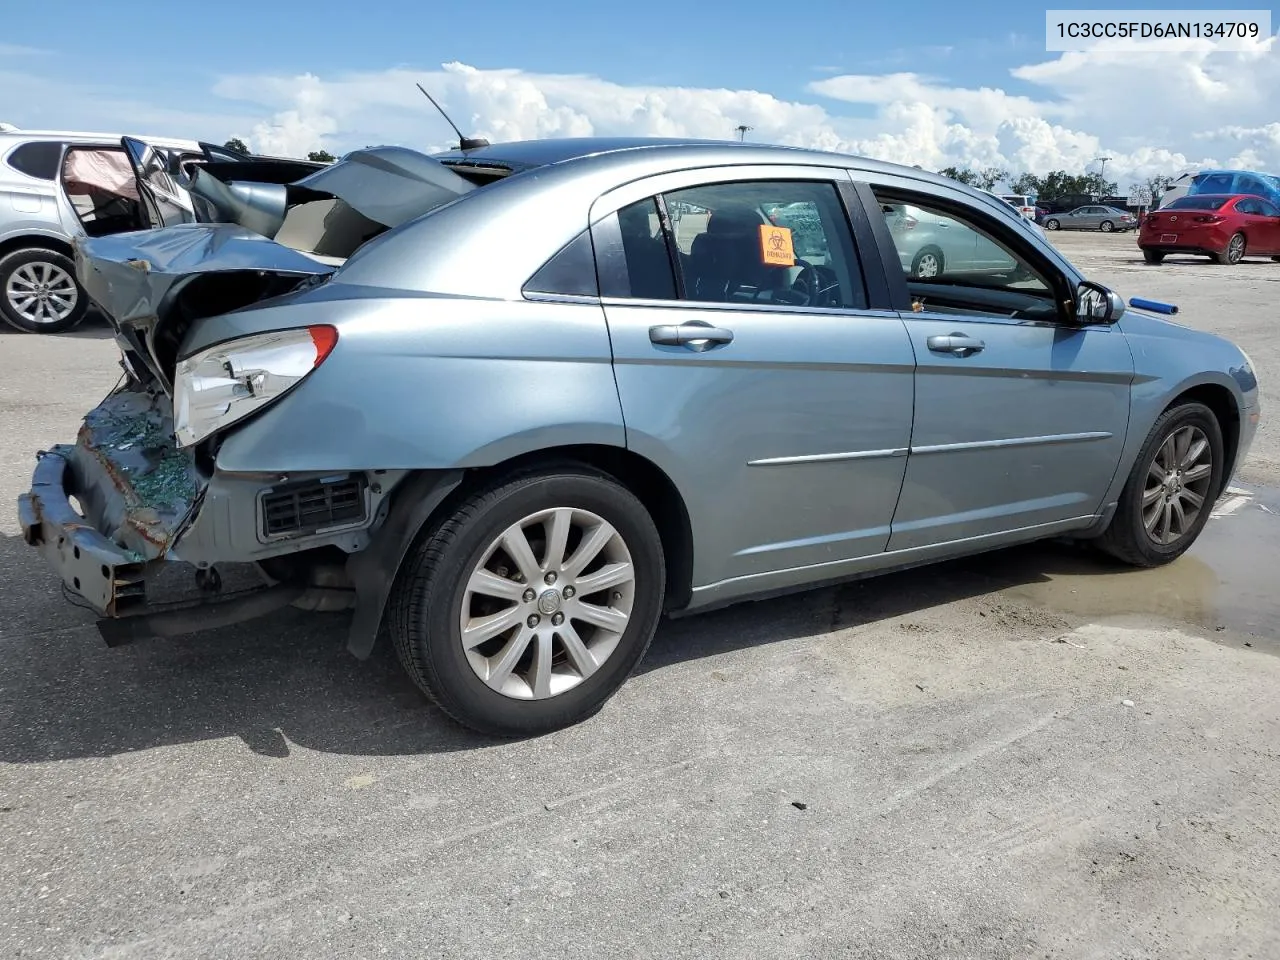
0;529;1154;764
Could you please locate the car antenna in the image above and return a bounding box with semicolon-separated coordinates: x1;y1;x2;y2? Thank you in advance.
416;83;490;151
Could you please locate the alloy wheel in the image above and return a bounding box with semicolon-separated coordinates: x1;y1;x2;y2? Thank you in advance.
459;506;636;700
914;252;941;278
1227;233;1245;263
4;261;79;326
1141;425;1213;546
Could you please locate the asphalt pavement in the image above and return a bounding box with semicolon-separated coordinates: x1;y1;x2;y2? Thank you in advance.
1;231;1279;959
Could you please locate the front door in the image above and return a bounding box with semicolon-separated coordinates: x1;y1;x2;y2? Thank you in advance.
592;166;916;593
859;179;1134;551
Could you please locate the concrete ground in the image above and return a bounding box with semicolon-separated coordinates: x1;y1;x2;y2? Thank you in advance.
2;231;1279;959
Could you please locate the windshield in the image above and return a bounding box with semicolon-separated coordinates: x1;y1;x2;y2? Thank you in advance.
1165;195;1230;211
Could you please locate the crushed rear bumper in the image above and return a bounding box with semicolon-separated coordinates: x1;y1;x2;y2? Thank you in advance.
17;387;201;617
18;449;149;617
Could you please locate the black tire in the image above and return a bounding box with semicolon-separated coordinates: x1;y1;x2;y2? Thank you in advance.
1142;249;1165;265
1214;232;1245;265
910;246;944;279
389;465;666;737
1095;402;1224;568
0;247;89;334
1044;219;1060;231
1100;220;1114;232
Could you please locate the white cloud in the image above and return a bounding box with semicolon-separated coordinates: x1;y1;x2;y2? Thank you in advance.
3;35;1278;187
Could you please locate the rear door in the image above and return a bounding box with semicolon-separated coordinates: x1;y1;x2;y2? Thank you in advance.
121;136;196;228
591;164;917;593
54;141;145;240
856;176;1133;551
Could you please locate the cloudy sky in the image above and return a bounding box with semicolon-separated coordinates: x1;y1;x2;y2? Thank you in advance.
1;0;1277;187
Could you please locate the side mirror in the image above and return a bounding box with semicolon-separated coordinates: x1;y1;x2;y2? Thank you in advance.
1076;280;1125;324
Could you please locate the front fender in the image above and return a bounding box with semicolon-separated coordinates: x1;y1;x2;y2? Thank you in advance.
1100;311;1256;505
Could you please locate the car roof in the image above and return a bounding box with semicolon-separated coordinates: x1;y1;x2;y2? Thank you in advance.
0;129;199;149
431;135;971;190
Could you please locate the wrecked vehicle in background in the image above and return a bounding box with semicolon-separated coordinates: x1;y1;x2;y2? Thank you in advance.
0;130;322;333
18;137;1261;738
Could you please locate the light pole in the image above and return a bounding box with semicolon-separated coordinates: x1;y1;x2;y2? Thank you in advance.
1095;155;1111;184
736;124;753;142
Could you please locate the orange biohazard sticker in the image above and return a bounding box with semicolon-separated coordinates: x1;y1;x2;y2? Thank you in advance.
758;224;795;266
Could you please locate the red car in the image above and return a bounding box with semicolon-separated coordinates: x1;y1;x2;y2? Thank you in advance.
1139;193;1280;265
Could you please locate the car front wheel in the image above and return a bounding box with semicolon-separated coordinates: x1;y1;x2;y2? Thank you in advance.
390;465;666;737
1095;402;1223;567
0;248;89;334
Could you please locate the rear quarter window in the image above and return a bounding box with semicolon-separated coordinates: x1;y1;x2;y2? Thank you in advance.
5;140;63;180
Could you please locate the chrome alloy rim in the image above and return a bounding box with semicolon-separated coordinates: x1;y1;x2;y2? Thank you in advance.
1142;425;1213;545
915;252;941;278
5;261;78;324
459;507;636;699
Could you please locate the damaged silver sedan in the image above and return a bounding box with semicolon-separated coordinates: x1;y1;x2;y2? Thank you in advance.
18;137;1261;736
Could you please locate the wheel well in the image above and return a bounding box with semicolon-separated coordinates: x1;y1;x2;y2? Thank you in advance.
0;234;75;262
1168;384;1240;489
459;445;695;612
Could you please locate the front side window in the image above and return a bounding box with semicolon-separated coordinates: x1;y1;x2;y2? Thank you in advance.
667;180;866;309
1257;199;1280;217
870;187;1058;322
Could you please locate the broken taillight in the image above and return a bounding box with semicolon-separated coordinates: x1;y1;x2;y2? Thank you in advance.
173;325;338;448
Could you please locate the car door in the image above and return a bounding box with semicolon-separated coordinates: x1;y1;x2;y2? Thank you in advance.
591;165;916;593
53;141;146;241
855;176;1133;551
1255;199;1280;254
121;136;197;228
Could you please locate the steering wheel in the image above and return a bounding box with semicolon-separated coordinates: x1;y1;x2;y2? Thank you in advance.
780;261;833;307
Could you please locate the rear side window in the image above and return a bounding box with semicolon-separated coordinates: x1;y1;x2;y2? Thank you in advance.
5;140;63;180
523;230;598;298
1166;196;1230;211
1235;198;1262;215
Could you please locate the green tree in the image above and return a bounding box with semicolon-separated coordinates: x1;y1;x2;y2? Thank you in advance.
308;149;336;163
1144;174;1174;207
1010;172;1042;196
974;166;1010;191
223;137;249;154
938;165;980;186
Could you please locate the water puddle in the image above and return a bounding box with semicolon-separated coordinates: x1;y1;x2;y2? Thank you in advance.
991;483;1280;646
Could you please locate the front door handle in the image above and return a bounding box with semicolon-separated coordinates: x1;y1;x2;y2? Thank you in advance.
649;321;735;350
927;333;986;356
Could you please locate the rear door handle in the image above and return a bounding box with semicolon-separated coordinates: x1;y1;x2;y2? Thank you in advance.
649;321;735;350
927;333;985;356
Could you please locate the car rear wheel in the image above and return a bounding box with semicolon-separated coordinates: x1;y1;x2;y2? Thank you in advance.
1214;232;1246;265
1142;249;1165;265
0;248;89;334
1044;219;1060;231
1095;402;1223;568
1099;220;1114;232
389;465;666;737
911;247;944;278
